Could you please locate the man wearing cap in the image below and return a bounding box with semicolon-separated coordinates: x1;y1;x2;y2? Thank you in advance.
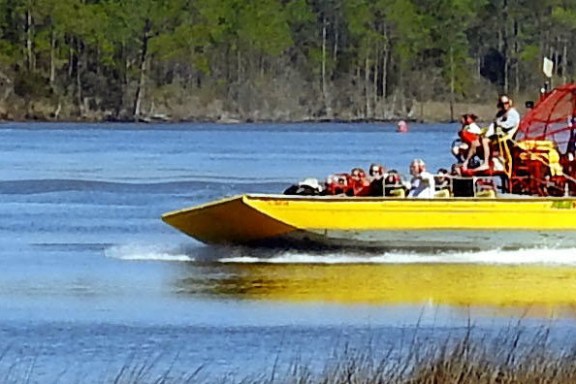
471;95;520;171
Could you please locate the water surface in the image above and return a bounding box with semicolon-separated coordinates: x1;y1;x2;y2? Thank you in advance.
1;122;576;382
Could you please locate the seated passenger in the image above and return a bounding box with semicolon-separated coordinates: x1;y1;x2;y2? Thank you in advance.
459;113;482;147
368;163;385;181
459;113;485;169
368;163;386;196
451;139;467;163
451;116;470;162
383;170;407;197
350;167;371;196
472;95;520;172
408;159;435;198
434;168;450;191
283;177;324;196
325;173;353;196
433;168;451;197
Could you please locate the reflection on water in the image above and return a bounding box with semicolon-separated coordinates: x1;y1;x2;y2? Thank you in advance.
176;262;576;318
105;243;576;319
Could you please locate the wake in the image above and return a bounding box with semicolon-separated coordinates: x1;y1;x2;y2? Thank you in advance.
105;244;193;262
105;244;576;266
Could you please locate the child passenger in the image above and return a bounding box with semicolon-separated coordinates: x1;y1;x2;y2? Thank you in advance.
456;113;483;167
459;113;482;146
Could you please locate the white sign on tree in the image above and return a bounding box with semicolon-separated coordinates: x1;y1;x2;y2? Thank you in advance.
543;57;554;78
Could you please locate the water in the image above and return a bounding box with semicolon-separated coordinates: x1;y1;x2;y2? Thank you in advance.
1;122;576;383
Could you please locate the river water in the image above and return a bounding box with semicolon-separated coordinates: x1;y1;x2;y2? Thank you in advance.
2;122;576;383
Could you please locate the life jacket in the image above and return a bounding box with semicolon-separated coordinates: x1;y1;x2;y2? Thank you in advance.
350;168;371;196
325;173;354;195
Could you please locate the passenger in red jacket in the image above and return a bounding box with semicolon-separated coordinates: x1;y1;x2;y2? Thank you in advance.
350;168;371;196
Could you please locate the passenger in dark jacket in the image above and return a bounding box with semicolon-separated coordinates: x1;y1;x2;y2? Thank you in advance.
368;163;386;196
283;178;324;196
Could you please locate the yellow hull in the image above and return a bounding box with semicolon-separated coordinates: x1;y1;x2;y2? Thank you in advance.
162;194;576;250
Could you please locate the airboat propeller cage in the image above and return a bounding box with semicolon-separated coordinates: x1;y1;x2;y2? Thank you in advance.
517;83;576;155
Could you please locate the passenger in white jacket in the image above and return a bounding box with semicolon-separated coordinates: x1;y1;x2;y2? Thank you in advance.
476;95;520;171
408;159;436;198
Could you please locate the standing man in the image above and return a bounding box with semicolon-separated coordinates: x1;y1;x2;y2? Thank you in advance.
408;158;435;198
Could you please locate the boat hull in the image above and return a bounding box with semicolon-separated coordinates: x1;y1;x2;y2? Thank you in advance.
162;194;576;251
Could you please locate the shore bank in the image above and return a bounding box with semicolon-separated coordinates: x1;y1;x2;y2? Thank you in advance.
0;100;511;125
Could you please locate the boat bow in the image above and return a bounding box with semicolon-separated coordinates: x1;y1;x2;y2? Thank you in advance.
161;195;297;245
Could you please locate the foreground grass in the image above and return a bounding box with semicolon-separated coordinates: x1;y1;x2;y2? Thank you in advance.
5;324;576;383
252;326;576;384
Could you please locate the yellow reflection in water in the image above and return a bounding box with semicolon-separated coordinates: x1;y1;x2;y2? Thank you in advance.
205;264;576;314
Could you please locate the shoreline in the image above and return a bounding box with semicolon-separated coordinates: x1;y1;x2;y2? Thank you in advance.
0;116;461;125
0;100;505;125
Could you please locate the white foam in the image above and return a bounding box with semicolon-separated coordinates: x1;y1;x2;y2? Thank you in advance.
218;248;576;265
104;244;194;262
103;244;576;265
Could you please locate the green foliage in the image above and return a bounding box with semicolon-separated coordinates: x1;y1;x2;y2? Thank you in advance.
285;0;315;24
552;5;576;29
387;0;429;65
0;39;20;66
344;0;386;59
14;70;50;99
0;0;575;117
237;0;293;56
417;0;485;94
520;44;540;62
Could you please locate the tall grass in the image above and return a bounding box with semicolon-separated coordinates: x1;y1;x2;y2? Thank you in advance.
4;324;576;383
247;324;576;384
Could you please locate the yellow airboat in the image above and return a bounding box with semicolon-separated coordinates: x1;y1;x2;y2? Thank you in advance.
162;84;576;251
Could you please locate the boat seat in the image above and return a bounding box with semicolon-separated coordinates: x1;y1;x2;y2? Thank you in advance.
476;189;496;198
511;139;564;195
434;189;450;198
387;188;406;198
452;176;501;197
516;140;563;176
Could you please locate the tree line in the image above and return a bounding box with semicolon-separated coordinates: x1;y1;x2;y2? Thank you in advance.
0;0;574;122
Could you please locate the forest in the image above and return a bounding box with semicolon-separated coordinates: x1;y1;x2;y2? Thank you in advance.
0;0;574;122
